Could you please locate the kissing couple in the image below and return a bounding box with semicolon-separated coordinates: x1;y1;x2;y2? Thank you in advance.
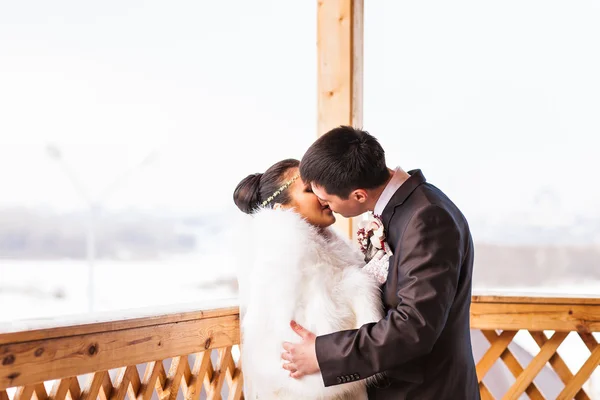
232;126;480;400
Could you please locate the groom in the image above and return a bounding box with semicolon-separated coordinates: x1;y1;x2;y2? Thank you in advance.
281;126;480;399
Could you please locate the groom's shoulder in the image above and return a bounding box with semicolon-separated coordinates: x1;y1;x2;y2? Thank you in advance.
400;180;450;209
391;181;465;226
415;181;453;205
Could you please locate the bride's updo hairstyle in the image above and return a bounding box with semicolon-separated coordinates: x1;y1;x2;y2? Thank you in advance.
233;159;300;214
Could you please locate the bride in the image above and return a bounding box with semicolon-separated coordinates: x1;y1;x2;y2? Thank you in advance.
232;158;386;400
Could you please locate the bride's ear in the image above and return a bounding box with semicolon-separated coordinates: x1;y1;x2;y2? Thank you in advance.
273;203;283;210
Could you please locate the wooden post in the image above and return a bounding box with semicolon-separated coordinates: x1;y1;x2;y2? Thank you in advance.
317;0;363;239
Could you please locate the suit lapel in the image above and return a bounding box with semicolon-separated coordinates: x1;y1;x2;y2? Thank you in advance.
381;169;427;233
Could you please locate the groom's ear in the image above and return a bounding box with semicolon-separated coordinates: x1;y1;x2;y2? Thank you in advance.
351;189;368;203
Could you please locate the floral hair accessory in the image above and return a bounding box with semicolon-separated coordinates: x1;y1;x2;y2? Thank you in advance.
261;174;300;207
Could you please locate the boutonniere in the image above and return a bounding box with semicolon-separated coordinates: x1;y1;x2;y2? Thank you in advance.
357;212;392;283
357;213;386;255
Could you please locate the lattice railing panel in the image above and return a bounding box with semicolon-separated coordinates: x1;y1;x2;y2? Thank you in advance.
0;347;243;400
476;329;600;400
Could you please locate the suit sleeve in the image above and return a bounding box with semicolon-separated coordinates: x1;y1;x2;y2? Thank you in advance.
315;205;463;386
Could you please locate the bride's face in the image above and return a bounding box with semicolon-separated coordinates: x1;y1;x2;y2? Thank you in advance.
279;168;336;228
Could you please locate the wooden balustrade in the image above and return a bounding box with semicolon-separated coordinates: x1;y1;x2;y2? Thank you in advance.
0;300;243;400
471;293;600;399
1;295;599;400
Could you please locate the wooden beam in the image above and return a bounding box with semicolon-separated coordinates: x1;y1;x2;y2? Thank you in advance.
471;292;600;305
0;301;239;345
0;314;240;390
470;302;600;332
317;0;363;239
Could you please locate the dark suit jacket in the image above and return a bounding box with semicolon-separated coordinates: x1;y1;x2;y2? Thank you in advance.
315;170;480;399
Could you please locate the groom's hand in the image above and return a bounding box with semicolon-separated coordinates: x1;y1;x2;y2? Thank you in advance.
281;320;320;378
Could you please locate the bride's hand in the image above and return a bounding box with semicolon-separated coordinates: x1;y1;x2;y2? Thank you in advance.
363;249;390;284
371;248;386;261
281;320;320;378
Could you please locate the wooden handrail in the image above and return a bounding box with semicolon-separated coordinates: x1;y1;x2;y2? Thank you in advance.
0;299;239;345
1;294;598;399
472;292;600;305
0;300;241;392
470;293;600;333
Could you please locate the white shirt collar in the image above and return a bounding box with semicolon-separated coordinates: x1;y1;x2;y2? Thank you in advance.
374;166;407;216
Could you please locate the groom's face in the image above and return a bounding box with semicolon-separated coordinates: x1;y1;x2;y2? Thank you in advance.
311;183;365;218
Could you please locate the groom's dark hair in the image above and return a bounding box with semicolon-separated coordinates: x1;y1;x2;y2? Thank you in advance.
300;126;389;198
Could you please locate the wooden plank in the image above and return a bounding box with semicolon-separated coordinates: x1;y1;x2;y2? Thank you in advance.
110;367;131;400
476;330;517;381
351;0;363;131
498;331;543;400
470;303;600;332
81;371;108;400
110;365;141;400
186;352;211;400
163;356;186;400
500;350;544;400
479;382;495;400
317;0;363;239
202;361;214;395
578;332;599;352
180;358;192;395
207;350;228;400
556;345;600;400
49;378;71;400
5;295;596;342
203;365;214;397
317;0;360;135
15;386;34;400
480;331;544;400
529;331;589;400
67;377;81;400
0;294;595;344
0;314;240;390
0;303;239;345
33;383;48;400
100;371;113;400
127;366;141;400
219;348;236;387
472;293;600;305
503;331;568;399
138;362;162;400
227;366;244;400
153;362;167;400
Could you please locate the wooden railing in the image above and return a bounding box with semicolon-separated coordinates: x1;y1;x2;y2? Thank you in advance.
0;300;243;400
1;295;599;400
471;293;600;399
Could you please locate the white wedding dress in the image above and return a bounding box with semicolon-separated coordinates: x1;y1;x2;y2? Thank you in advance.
233;208;384;399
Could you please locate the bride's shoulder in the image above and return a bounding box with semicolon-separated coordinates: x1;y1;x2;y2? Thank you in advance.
232;208;318;250
252;208;314;235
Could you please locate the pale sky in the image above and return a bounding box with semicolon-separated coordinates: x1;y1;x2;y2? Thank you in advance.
1;1;599;225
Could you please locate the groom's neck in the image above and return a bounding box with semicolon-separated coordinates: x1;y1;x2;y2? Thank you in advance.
365;168;395;211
